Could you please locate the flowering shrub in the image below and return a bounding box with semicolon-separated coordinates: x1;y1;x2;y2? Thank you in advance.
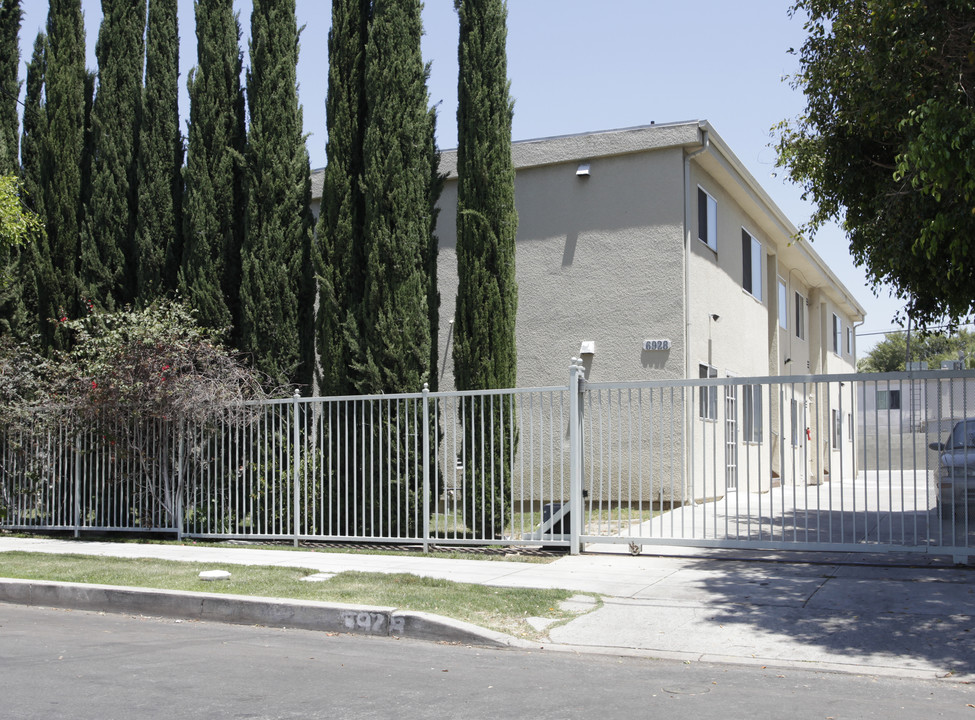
55;300;271;425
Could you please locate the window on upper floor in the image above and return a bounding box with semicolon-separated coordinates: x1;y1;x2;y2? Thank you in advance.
846;326;852;355
778;279;787;330
832;313;841;355
698;187;717;252
741;229;762;302
795;291;806;340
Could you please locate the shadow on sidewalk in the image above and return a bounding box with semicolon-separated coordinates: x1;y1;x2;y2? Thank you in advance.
666;547;975;677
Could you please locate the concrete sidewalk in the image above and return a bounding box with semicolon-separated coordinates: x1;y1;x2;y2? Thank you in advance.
1;536;973;681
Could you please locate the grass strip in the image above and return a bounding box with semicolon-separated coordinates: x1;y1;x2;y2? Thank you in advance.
0;551;590;639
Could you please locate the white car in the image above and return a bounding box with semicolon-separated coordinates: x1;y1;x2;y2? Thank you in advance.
929;419;975;519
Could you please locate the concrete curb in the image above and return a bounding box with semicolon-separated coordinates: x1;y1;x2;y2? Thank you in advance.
0;579;527;649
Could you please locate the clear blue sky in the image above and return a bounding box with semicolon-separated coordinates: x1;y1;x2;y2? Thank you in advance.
18;0;906;353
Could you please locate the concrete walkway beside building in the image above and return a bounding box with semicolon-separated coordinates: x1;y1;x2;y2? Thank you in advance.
0;536;973;682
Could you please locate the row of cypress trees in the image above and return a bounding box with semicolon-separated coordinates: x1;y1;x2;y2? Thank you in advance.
0;0;314;389
1;0;518;536
2;0;516;393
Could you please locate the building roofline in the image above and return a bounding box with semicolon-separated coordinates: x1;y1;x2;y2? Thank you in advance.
310;120;866;322
437;120;704;178
697;122;866;321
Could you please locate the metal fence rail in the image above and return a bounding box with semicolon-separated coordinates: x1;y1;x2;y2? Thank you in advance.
1;368;971;561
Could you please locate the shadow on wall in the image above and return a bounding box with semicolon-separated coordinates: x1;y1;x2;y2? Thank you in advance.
562;231;578;267
641;348;670;370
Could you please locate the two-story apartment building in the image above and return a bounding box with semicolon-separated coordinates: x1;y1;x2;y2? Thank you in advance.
311;120;866;503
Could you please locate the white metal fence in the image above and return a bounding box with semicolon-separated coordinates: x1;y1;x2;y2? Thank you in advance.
0;386;574;550
1;366;972;562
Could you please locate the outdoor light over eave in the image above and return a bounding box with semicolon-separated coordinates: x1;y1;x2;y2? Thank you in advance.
576;162;591;178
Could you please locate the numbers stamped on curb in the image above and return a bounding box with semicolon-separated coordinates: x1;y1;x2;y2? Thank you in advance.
340;611;406;635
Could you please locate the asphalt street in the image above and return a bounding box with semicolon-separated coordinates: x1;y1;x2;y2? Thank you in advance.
2;604;972;720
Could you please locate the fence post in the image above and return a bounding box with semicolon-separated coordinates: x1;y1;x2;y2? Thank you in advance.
73;433;82;538
176;421;184;541
422;383;431;553
569;358;585;554
293;390;301;548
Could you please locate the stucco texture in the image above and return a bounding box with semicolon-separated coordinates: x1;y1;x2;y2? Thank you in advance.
438;148;686;391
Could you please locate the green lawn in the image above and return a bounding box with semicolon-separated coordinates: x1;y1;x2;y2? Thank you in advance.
0;550;597;639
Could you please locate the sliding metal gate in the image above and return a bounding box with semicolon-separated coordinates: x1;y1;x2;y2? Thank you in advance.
577;368;974;563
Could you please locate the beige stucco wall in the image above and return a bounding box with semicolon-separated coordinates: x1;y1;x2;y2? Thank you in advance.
437;147;687;391
688;165;773;380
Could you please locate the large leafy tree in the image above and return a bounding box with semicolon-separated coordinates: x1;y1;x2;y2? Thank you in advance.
39;0;88;351
777;0;975;329
80;0;146;311
859;329;975;372
0;0;21;175
180;0;246;338
240;0;313;388
316;0;369;398
135;0;183;303
0;175;41;251
453;0;517;536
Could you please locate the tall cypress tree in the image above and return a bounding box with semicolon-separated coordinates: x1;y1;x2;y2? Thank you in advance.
180;0;246;337
316;0;369;397
356;0;437;395
39;0;87;350
135;0;182;303
0;0;21;174
20;33;45;214
15;32;46;343
240;0;313;388
80;0;146;311
355;0;440;536
453;0;518;536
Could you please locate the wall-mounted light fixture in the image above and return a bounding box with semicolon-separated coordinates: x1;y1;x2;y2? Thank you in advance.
576;162;591;177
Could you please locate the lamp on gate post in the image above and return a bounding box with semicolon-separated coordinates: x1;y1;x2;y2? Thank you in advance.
579;341;595;379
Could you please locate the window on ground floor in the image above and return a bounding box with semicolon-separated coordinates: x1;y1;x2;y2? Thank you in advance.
699;363;718;420
743;384;763;443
